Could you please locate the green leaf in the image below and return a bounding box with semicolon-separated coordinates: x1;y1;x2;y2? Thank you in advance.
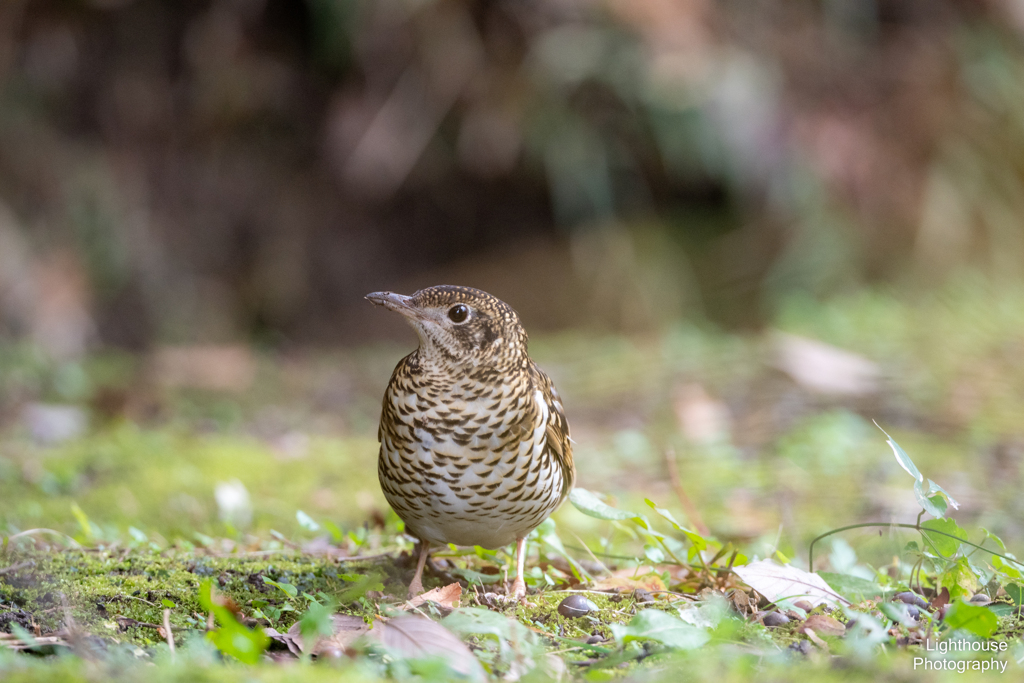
451;567;503;585
262;576;298;598
197;579;269;664
943;599;998;638
925;480;959;509
323;521;344;542
1006;584;1023;606
910;478;961;519
610;609;710;650
818;572;887;603
569;488;637;521
644;499;708;550
992;557;1023;580
926;495;947;517
990;603;1017;618
939;557;980;601
161;598;175;608
876;424;921;482
296;510;320;532
921;518;967;558
878;601;914;625
337;572;384;603
914;480;946;519
980;528;1007;551
298;599;337;654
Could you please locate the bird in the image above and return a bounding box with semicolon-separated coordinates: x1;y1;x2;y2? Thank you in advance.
366;285;574;601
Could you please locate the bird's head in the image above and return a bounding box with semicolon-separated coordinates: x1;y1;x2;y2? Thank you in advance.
366;285;527;366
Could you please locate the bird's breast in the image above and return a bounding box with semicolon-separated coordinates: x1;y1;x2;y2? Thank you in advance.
378;378;565;547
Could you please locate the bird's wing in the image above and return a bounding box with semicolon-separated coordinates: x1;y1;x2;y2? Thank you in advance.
378;352;415;445
530;362;575;499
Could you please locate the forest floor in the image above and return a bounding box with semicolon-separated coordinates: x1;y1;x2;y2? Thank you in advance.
3;277;1024;681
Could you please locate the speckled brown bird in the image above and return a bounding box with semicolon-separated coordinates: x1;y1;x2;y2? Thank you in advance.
366;285;574;600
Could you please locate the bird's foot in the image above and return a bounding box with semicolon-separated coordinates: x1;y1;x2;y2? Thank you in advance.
497;578;530;606
407;577;425;600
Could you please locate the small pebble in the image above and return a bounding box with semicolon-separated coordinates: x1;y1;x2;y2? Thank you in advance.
793;600;814;612
633;589;656;604
557;595;598;618
894;592;929;609
763;611;790;627
969;594;991;606
585;635;605;645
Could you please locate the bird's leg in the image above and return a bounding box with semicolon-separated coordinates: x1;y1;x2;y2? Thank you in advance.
508;537;528;601
408;539;430;598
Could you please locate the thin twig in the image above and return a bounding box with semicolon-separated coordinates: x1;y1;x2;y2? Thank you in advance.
162;609;176;660
0;561;33;575
120;594;159;607
665;448;710;537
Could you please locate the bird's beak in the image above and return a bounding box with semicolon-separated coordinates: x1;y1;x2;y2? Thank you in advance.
365;291;423;319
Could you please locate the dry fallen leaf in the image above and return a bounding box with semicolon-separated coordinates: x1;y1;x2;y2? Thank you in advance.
263;627;302;657
931;587;950;610
407;582;462;609
772;332;880;396
733;559;844;608
367;615;485;681
591;567;667;594
730;589;752;615
802;614;846;637
673;383;732;444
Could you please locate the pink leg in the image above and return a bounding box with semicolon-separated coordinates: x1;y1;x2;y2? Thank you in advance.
509;537;527;600
408;540;430;598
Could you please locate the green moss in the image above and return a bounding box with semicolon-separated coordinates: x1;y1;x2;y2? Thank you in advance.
0;548;410;647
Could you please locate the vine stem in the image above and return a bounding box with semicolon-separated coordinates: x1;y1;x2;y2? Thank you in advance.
807;522;1023;573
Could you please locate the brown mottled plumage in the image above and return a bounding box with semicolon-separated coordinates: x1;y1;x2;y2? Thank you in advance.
366;285;574;599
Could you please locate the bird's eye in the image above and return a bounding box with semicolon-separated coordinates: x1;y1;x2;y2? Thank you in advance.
447;304;469;323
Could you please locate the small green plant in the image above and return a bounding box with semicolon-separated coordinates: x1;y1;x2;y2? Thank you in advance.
197;579;270;664
568;487;747;590
809;425;1024;630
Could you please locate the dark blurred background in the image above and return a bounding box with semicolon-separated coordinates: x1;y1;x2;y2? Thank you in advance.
3;0;1024;355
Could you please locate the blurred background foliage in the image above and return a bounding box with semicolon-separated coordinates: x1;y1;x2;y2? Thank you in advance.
2;0;1024;566
5;0;1024;346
